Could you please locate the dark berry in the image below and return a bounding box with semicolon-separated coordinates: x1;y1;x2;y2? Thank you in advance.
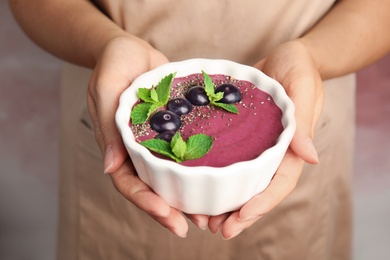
167;98;193;116
185;86;210;106
215;83;242;104
156;130;176;142
150;110;181;133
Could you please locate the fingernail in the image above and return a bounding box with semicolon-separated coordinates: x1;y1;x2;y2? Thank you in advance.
104;145;115;174
196;219;209;231
306;139;319;164
177;230;188;238
210;226;219;234
223;229;243;240
200;224;208;231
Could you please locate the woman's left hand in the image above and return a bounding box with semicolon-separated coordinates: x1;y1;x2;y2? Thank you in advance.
208;40;324;239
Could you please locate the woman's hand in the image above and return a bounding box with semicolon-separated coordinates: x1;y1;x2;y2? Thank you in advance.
87;36;209;237
87;36;168;173
208;40;324;239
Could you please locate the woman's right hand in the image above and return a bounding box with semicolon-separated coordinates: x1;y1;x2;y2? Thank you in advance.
86;36;206;238
87;35;167;174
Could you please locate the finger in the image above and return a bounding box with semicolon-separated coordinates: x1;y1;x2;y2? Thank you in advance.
184;213;209;231
109;158;188;237
88;72;130;174
238;150;304;222
110;158;171;216
284;74;322;164
219;211;262;240
152;210;189;238
208;212;231;234
218;150;304;239
253;59;266;71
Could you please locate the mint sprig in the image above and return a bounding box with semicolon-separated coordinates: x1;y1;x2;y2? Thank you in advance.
131;72;176;124
202;70;239;114
140;132;213;163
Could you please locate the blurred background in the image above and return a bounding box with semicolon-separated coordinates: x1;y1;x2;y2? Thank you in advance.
1;0;389;259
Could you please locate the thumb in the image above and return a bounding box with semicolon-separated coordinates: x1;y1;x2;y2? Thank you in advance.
290;129;319;165
287;75;322;164
87;81;129;174
254;59;321;164
102;132;128;174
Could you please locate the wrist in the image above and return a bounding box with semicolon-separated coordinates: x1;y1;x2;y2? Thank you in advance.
295;38;328;80
91;33;135;66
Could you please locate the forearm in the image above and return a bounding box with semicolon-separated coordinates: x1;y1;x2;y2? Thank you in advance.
300;0;390;80
9;0;128;68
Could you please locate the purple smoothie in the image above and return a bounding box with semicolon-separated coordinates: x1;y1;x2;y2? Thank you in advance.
130;73;284;167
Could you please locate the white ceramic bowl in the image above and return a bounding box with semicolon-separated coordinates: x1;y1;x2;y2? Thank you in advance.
116;58;296;215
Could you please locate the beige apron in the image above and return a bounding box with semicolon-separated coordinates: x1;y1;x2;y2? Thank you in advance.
57;1;355;259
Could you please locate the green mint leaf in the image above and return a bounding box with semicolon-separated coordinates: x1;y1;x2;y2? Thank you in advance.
213;92;224;102
156;72;176;105
170;132;187;161
202;70;239;114
140;139;182;162
184;134;213;160
132;72;177;124
131;102;154;124
202;71;222;102
202;70;215;98
137;88;154;102
146;103;161;120
213;102;239;114
140;133;213;163
150;87;159;102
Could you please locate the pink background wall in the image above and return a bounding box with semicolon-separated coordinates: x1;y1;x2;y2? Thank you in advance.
1;0;389;259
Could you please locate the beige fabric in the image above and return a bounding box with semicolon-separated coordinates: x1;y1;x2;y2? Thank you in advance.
57;1;355;259
100;0;335;64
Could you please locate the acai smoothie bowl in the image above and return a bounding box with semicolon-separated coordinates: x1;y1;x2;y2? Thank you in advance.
115;59;296;215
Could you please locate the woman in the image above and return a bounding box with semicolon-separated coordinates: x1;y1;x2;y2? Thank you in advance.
9;0;390;259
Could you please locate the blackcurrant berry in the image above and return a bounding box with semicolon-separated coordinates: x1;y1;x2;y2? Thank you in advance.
150;110;181;133
185;86;210;106
156;130;176;142
215;83;242;104
167;98;193;116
